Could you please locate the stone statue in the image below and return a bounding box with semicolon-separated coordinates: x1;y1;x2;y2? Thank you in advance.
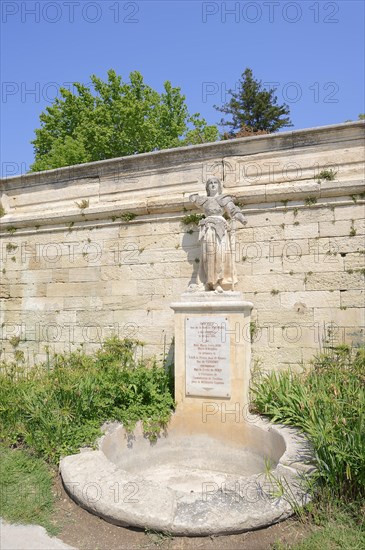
189;177;247;293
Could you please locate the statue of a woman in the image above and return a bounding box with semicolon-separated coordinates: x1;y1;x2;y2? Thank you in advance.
189;177;247;293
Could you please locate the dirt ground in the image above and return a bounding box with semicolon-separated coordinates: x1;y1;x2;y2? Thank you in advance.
52;475;313;550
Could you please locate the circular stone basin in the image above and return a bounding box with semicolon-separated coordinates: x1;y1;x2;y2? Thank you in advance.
60;414;314;536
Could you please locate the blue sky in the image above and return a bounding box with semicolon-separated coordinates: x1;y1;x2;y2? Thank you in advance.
1;0;364;176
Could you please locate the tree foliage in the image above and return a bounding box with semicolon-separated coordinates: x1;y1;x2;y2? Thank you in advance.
31;70;218;172
215;68;292;137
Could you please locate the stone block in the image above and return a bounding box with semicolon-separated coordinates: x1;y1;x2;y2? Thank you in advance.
240;273;304;293
314;307;365;327
52;269;70;283
0;298;22;311
319;220;353;238
113;309;153;327
235;260;254;276
255;346;303;368
293;206;335;224
247;292;281;310
267;326;324;349
305;271;364;291
102;295;151;311
47;282;108;297
334;203;365;221
340;289;364;308
284;223;319;240
280;290;340;309
68;267;101;282
253;225;285;242
63;296;103;310
309;235;363;254
22;297;64;312
344;253;365;270
282;254;344;274
106;280;138;296
137;279;173;296
257;308;314;325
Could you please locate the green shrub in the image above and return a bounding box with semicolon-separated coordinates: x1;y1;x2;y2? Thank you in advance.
0;337;175;464
251;346;365;501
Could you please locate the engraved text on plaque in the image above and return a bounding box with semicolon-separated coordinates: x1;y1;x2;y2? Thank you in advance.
185;316;230;398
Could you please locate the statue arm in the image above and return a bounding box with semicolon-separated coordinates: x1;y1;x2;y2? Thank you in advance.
220;195;247;226
189;194;207;208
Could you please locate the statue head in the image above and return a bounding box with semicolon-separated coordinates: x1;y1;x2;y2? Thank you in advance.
205;177;222;196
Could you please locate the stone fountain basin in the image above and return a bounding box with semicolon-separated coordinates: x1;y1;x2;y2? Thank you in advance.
60;414;314;536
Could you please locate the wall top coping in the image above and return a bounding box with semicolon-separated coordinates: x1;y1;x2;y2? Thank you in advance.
1;121;364;190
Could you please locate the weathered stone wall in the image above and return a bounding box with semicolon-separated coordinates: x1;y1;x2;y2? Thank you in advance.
1;122;364;369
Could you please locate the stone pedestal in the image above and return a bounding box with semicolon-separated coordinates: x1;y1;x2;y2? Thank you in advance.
170;292;253;441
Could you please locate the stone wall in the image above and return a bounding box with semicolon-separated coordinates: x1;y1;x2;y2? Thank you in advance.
1;121;364;369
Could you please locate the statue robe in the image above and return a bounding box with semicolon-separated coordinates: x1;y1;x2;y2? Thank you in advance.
190;194;241;289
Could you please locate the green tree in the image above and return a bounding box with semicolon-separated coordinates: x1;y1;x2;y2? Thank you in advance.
215;68;292;137
31;70;218;172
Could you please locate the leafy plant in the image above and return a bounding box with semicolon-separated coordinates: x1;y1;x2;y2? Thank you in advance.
120;212;137;222
6;243;17;252
0;337;175;464
250;321;259;343
315;169;337;182
349;220;357;237
75;199;89;210
305;197;317;206
251;346;365;501
304;271;313;284
9;336;21;348
0;202;5;217
181;213;205;226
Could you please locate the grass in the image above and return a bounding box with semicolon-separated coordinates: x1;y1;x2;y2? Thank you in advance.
0;444;57;533
273;499;365;549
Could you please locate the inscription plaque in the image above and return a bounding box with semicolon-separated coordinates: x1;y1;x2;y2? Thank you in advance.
185;316;231;398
